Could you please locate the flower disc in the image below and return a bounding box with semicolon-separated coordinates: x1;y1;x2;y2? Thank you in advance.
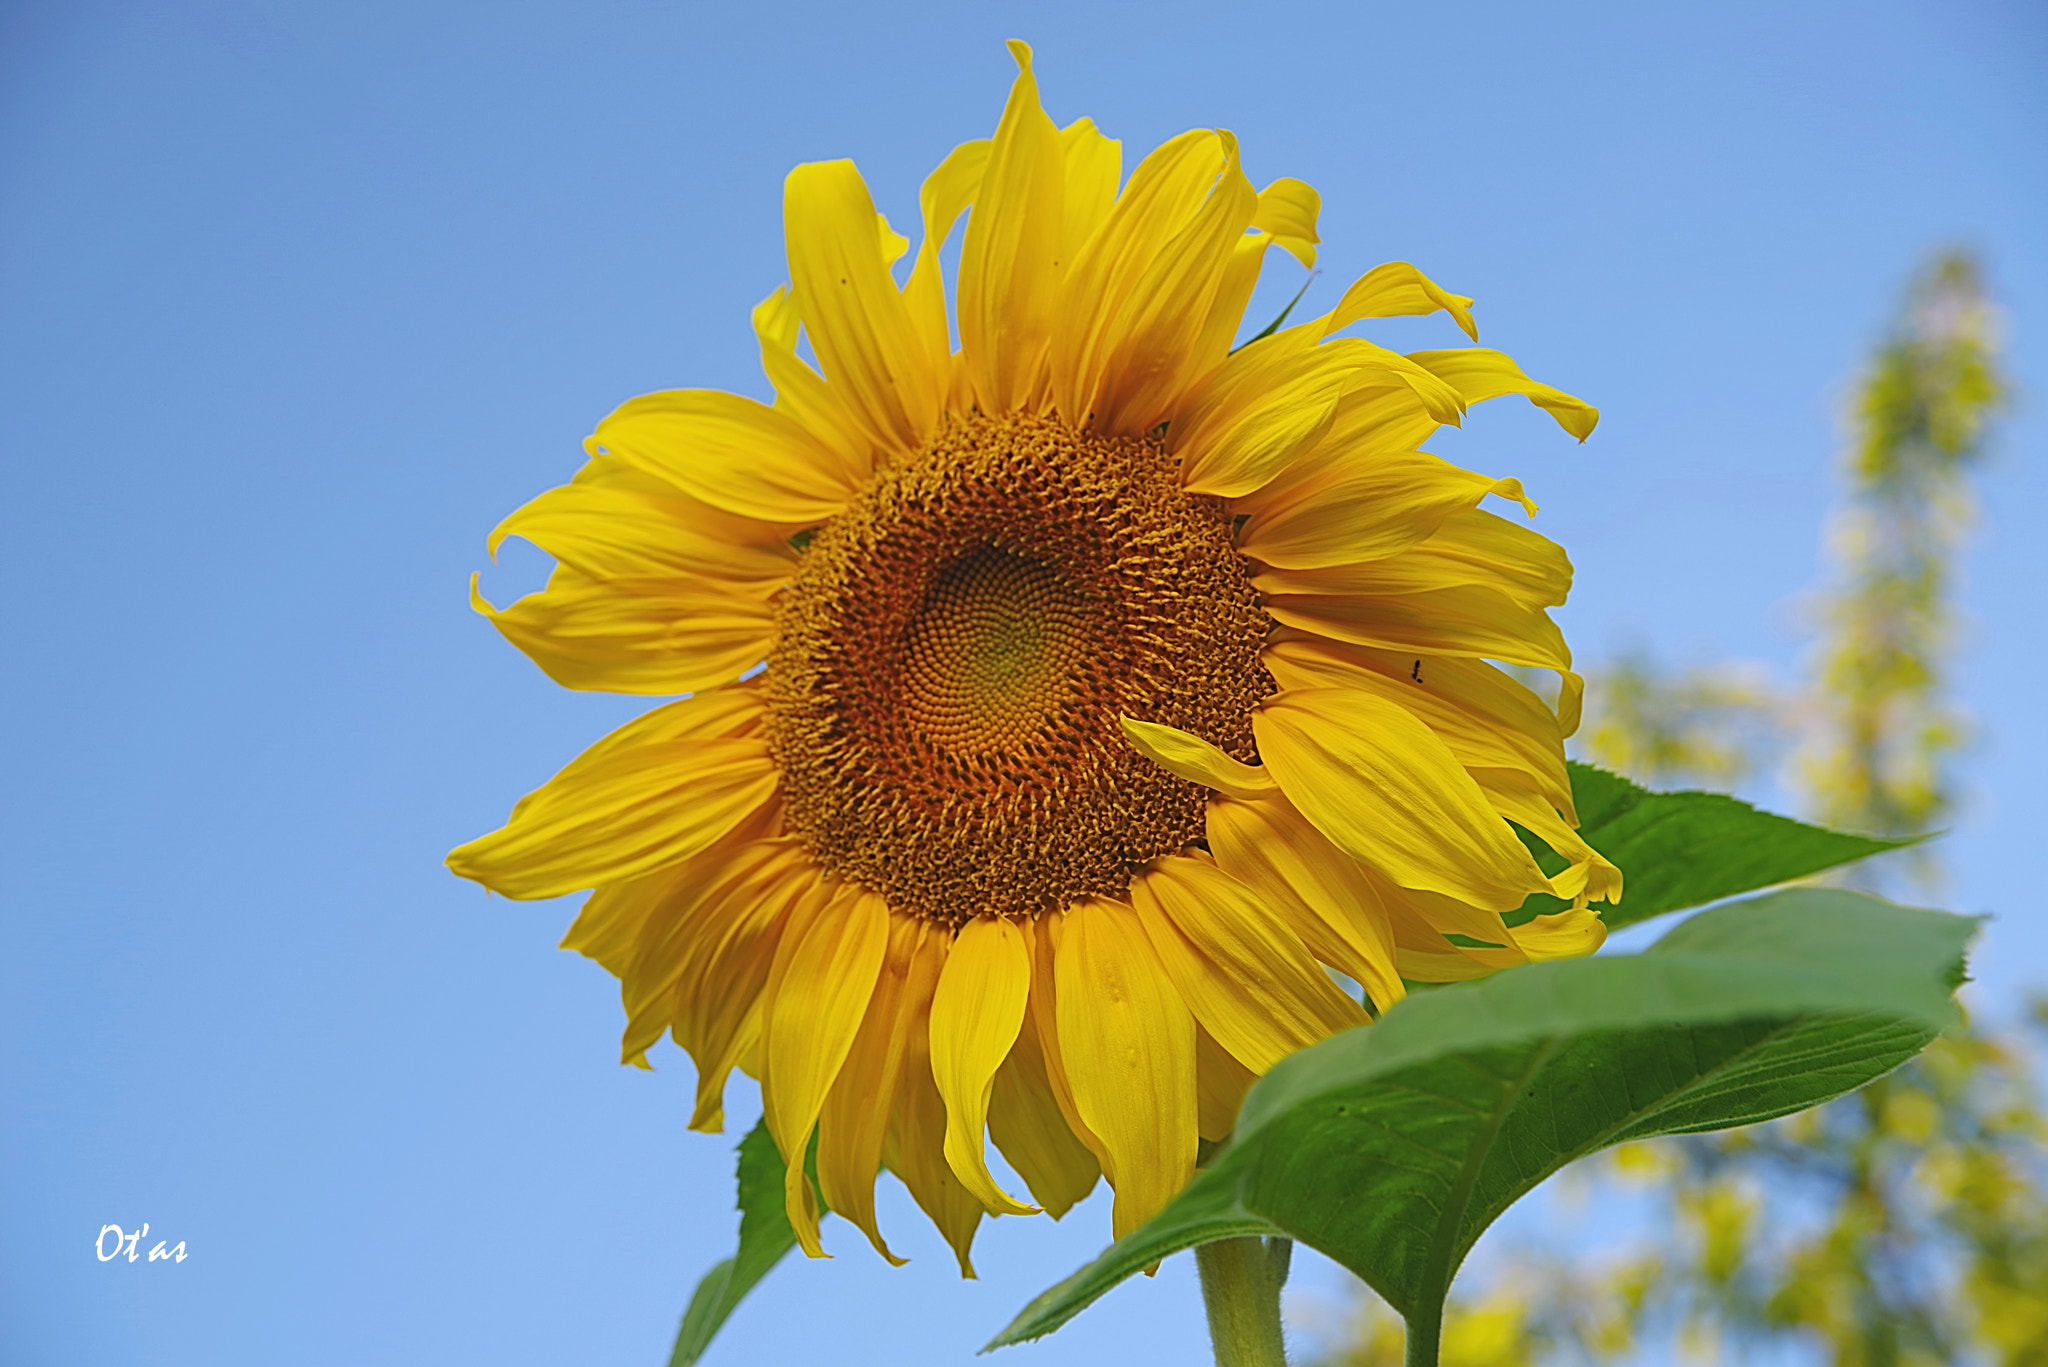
766;411;1274;923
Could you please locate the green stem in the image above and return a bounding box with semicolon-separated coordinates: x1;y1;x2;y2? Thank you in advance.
1404;1300;1443;1367
1194;1236;1291;1367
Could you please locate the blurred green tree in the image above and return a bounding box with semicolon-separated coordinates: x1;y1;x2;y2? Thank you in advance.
1307;252;2045;1367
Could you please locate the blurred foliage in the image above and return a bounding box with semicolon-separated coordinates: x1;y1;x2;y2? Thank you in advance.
1803;253;2004;854
1580;653;1784;792
1308;254;2043;1366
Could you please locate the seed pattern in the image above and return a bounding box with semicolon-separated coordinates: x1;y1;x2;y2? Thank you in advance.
766;411;1274;924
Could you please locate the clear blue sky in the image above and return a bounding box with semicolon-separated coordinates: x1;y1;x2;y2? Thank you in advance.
3;2;2041;1364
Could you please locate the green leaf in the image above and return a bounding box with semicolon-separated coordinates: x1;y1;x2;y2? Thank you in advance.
990;890;1973;1349
668;1120;825;1367
1511;762;1920;931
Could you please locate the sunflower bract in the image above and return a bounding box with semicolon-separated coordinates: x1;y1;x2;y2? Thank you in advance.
447;39;1615;1270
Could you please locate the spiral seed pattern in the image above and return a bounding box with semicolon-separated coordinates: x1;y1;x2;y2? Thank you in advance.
765;411;1273;924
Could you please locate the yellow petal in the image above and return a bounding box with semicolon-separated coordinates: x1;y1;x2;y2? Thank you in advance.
1508;905;1609;961
988;1005;1101;1218
1175;330;1470;499
1476;768;1625;909
1349;344;1470;427
1252;177;1321;267
1236;449;1533;569
1394;945;1511;982
1254;507;1571;610
928;917;1038;1216
1325;385;1445;459
1194;1024;1259;1143
589;388;856;523
750;286;873;477
905;138;992;377
612;822;788;1062
446;692;777;900
1173;326;1347;499
1057;116;1122;264
1049;128;1228;424
1326;261;1478;342
1254;687;1550;911
958;40;1064;413
817;912;930;1263
886;928;985;1277
1130;857;1367;1075
1205;794;1406;1013
661;840;817;1130
470;567;773;696
1091;130;1258;433
1261;583;1570;673
1262;633;1572;817
1368;871;1532;984
490;482;795;586
1375;868;1525;952
1054;895;1198;1240
1408;348;1599;440
560;881;664;985
1187;231;1278;382
560;860;693;981
1178;178;1318;367
1020;915;1108;1173
876;211;910;265
761;883;891;1257
1119;715;1276;799
784;160;940;452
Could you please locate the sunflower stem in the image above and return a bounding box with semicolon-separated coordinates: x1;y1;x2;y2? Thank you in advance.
1404;1301;1443;1367
1194;1236;1291;1367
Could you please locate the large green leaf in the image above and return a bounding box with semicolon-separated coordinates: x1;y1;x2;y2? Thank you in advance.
667;1120;823;1367
1511;762;1918;931
991;890;1973;1349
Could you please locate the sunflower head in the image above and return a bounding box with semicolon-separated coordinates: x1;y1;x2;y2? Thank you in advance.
450;41;1618;1273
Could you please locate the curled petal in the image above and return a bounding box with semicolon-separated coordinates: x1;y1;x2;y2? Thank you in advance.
817;912;931;1263
1408;348;1599;440
470;568;773;696
1252;177;1321;268
1119;715;1276;799
761;884;891;1256
1254;687;1550;911
988;991;1101;1218
1205;793;1406;1013
490;482;794;586
1130;858;1365;1075
886;929;987;1277
1261;583;1570;673
447;690;776;900
1236;449;1535;569
590;389;856;523
1262;633;1572;817
1253;508;1571;611
784;160;941;452
1326;261;1477;341
928;917;1038;1216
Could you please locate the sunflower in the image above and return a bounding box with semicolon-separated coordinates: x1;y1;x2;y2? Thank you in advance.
449;42;1620;1275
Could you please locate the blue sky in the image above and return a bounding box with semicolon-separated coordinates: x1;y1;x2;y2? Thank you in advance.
3;2;2042;1364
